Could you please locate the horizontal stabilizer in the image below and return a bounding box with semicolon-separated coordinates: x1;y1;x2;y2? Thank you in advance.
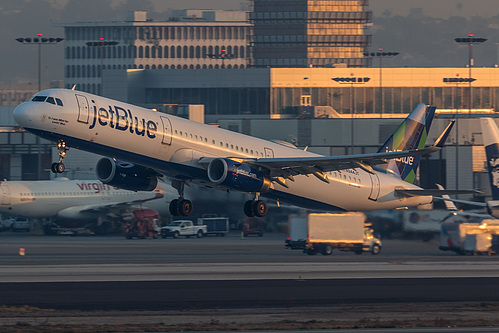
396;188;480;197
433;196;487;207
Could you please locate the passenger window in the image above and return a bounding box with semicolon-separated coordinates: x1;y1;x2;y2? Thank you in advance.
32;95;47;102
55;98;63;106
46;97;56;105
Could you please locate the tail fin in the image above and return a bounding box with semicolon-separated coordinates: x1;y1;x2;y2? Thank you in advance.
377;103;436;184
480;118;499;200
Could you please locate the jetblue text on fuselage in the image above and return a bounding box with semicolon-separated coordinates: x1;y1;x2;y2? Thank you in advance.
88;103;157;139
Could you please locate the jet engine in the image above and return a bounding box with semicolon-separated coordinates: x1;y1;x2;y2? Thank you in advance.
96;157;157;191
207;158;271;193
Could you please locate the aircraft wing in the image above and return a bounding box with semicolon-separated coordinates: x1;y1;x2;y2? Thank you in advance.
242;120;455;181
57;189;164;218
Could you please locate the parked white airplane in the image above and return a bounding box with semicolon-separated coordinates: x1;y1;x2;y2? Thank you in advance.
13;89;456;217
0;177;169;231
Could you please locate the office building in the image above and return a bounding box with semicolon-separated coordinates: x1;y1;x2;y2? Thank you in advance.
250;0;372;68
58;10;251;95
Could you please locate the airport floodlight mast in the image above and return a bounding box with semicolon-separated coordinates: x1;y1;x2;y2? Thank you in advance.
207;48;234;68
15;34;63;180
86;38;120;91
15;34;64;91
453;34;487;192
363;49;399;118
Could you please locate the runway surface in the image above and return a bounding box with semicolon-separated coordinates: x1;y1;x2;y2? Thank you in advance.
1;231;499;311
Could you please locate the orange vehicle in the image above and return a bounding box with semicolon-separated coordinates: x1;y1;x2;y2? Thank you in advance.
123;209;160;239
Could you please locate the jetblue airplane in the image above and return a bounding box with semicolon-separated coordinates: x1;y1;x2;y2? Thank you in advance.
13;89;454;217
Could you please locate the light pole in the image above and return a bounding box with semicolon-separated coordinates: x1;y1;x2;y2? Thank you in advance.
207;48;234;68
454;35;487;116
16;34;63;180
331;76;370;154
454;34;487;192
86;39;119;94
364;49;399;117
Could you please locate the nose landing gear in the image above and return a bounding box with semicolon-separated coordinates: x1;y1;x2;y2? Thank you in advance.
51;140;69;174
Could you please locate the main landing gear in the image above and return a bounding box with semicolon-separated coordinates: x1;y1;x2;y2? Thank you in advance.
169;180;193;216
244;193;268;217
51;140;69;174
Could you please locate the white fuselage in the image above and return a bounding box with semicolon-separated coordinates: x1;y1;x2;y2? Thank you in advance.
0;178;166;219
13;89;432;212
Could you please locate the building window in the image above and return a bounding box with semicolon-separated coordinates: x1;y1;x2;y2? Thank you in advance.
189;46;194;58
145;46;150;58
183;46;188;58
196;46;200;58
139;46;143;58
164;46;169;58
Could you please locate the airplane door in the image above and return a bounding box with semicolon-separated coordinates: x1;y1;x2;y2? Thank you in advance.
76;94;90;124
0;185;10;205
264;147;274;158
160;116;173;145
368;173;380;201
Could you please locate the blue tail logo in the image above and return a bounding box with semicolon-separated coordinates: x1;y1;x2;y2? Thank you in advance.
377;103;436;184
481;118;499;200
485;145;499;200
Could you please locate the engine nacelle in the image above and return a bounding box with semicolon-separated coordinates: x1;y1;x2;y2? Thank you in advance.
207;158;271;193
96;157;157;191
487;200;499;218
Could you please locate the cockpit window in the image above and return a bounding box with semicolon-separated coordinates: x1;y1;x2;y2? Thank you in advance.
32;96;47;102
55;98;63;106
46;97;56;105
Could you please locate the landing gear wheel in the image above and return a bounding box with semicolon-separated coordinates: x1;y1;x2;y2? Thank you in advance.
52;140;69;174
51;162;65;173
253;200;268;217
244;200;255;217
169;199;179;216
178;199;193;216
56;162;65;173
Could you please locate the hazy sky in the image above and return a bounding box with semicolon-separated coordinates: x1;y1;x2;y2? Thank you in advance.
1;0;499;87
369;0;499;18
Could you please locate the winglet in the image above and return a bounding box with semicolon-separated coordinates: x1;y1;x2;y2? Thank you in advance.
434;120;455;148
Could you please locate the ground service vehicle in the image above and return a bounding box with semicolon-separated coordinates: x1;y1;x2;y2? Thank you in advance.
11;217;30;232
161;220;207;238
285;212;381;255
439;220;499;255
123;209;160;239
242;217;264;237
197;217;229;236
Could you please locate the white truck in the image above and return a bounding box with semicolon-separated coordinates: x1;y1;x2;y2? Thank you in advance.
285;212;381;255
160;220;207;239
439;219;499;255
197;217;230;237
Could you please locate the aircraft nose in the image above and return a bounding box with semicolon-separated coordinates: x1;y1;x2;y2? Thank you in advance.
13;102;32;127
